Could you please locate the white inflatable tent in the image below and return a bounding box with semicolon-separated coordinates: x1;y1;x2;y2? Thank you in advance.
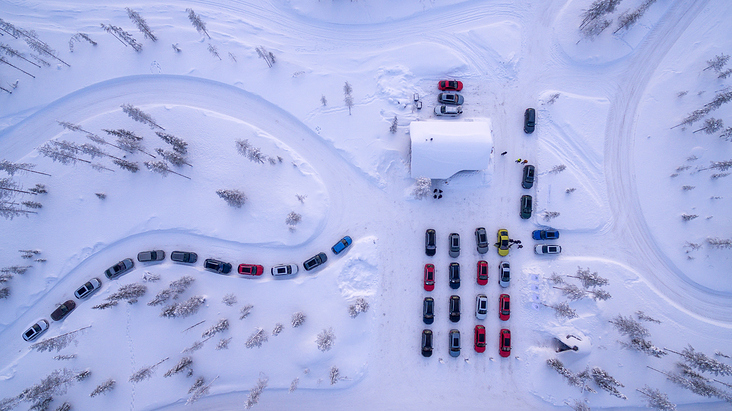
410;120;493;180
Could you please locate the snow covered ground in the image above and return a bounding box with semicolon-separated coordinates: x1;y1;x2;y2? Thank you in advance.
1;0;732;410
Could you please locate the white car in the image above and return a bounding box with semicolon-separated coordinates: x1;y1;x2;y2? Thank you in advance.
74;278;101;299
271;264;298;276
475;294;488;320
23;319;49;341
434;105;462;117
535;244;562;255
498;261;510;288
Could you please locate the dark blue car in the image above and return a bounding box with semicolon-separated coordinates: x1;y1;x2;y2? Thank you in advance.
331;236;352;255
532;230;560;240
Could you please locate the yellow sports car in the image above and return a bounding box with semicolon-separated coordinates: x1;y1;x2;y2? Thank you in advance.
497;229;510;256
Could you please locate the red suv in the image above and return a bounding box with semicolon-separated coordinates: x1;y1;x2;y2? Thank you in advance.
238;264;264;276
438;80;463;91
499;294;510;321
499;329;511;357
474;325;486;353
476;260;488;285
424;264;435;291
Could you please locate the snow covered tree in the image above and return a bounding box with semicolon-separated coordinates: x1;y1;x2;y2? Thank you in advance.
546;359;595;393
100;24;142;52
235;139;268;164
411;176;432;199
129;357;169;383
54;401;71;411
569;266;609;288
216;337;232;350
588;288;612;301
272;323;284;336
348;297;369;318
291;311;306;327
188;376;205;394
244;376;268;409
155;132;188;154
164;357;193;378
145;160;190;179
207;43;221;60
20;368;78;407
216;189;246;207
636;385;676;411
69;32;96;52
160;295;206;318
694;118;724;134
609;314;649;339
544;301;578;319
155;148;190;167
186;9;211;39
705;54;730;72
650;365;732;402
256;46;275;68
554;284;587;301
0;160;50;176
568;399;591;411
289;377;299;393
390;116;398;133
636;310;661;323
591;367;626;399
29;326;92;353
113;158;139;173
120;104;164;130
316;328;336;352
37;141;92;165
329;366;340;385
285;211;301;227
202;319;229;339
0;43;41;68
580;0;622;29
542;211;560;221
549;164;567;174
620;338;667;358
222;293;237;306
706;237;732;249
0;287;9;299
666;345;732;376
106;283;147;304
245;328;268;348
240;304;254;320
344;81;354;115
126;8;156;41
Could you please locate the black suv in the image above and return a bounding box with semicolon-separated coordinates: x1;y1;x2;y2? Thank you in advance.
449;262;460;289
204;258;232;274
423;297;434;325
449;295;461;322
520;195;533;219
522;164;535;189
425;229;436;256
303;252;327;271
524;108;536;134
421;329;433;357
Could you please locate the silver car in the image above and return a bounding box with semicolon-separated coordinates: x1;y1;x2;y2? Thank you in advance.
535;244;562;255
74;278;101;299
271;264;298;276
434;105;462;117
498;261;510;288
475;294;488;320
105;258;134;279
448;233;460;258
449;329;461;357
137;250;165;262
23;319;49;341
475;227;489;254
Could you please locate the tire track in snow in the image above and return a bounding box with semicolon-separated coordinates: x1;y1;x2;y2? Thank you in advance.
604;0;732;323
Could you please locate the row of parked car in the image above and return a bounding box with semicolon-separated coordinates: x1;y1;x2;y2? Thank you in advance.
423;260;510;290
22;236;353;342
422;294;510;325
434;80;464;117
421;327;511;357
426;227;514;257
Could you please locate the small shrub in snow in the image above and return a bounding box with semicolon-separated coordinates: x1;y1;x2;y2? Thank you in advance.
316;328;336;352
240;304;253;320
567;398;590;411
207;43;221;60
291;311;306;327
222;293;237;306
188;376;205;394
76;369;91;381
681;213;698;221
0;287;9;299
682;185;695;191
95;192;106;199
216;337;232;350
542;211;560;221
707;237;732;249
636;385;676;411
272;323;284;336
202;319;229;339
545;301;578;319
711;172;730;179
164;357;193;378
348;298;369;318
54;401;72;411
186;376;218;405
289;377;299;393
547;93;561;104
217;189;246;208
330;366;340;385
609;314;649;339
565;187;576;193
244;376;268;409
549;164;566;174
29;184;48;194
286;212;301;226
161;296;206;318
53;354;76;361
296;194;307;203
411;177;432;199
636;310;661;324
245;328;268;348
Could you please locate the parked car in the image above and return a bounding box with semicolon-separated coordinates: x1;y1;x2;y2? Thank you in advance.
50;300;76;321
438;80;463;91
271;264;298;276
137;250;165;262
238;264;264;276
474;325;486;353
449;262;460;289
535;244;562;255
425;229;436;257
475;294;488;320
105;258;134;279
476;260;488;286
424;264;435;291
434;105;462;117
170;251;198;264
532;229;560;240
423;297;434;325
449;295;461;322
74;278;101;299
522;164;535;189
422;329;433;357
449;329;461;357
22;319;49;342
499;294;511;321
475;227;489;254
331;236;352;255
204;258;232;274
497;228;510;257
524;107;536;134
498;261;510;288
438;92;464;105
303;252;327;271
499;329;512;357
448;233;460;258
520;195;533;219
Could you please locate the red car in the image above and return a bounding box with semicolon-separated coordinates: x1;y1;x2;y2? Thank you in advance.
238;264;264;276
499;294;510;321
438;80;463;91
499;329;511;357
476;260;488;285
424;264;435;291
474;325;486;353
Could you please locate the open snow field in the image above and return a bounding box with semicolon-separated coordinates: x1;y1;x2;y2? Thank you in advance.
1;0;732;410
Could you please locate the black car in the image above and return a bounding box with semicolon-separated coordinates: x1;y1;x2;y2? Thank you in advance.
105;258;134;279
171;251;198;264
524;107;536;134
448;233;460;258
449;295;461;323
204;258;232;274
520;195;533;219
137;250;165;262
422;329;433;357
50;300;76;321
425;229;436;257
423;297;434;325
303;252;327;271
522;164;535;189
438;93;464;105
449;262;460;289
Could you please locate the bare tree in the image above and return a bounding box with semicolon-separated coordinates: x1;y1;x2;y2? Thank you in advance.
285;211;301;227
256;46;275;68
216;189;246;207
344;81;354;115
216;337;232;350
0;160;50;176
330;366;341;385
90;379;115;397
29;326;92;353
0;55;35;78
636;310;661;323
320;95;327;106
126;8;156;41
544;301;578;319
316;328;336;352
666;345;732;376
694;118;724;134
155;148;191;167
0;43;41;67
245;376;268;409
68;32;96;52
222;294;237;306
240;304;254;320
553;284;587;301
186;9;211;39
705;54;730;72
569;266;608;288
207;44;221;60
